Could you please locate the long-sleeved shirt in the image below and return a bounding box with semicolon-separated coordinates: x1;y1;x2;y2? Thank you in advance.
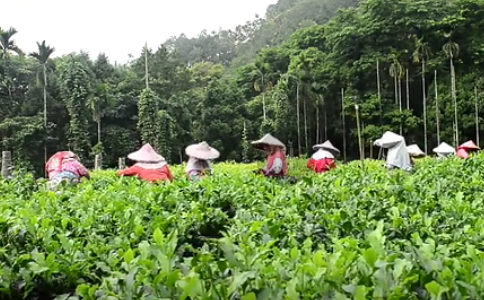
117;165;174;183
307;158;336;173
48;159;90;180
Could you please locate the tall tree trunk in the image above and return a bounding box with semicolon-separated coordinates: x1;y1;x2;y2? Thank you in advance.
296;81;301;155
97;119;102;145
422;59;428;154
377;59;382;124
262;74;266;121
399;77;402;135
341;88;346;161
324;97;327;141
394;75;398;105
304;92;308;154
262;93;266;121
435;70;440;145
316;97;320;144
475;85;479;146
406;68;410;110
144;42;149;89
43;64;48;165
451;56;458;145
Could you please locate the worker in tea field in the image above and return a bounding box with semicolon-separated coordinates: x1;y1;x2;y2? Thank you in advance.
456;140;480;158
116;143;174;183
374;131;412;171
45;151;90;189
406;144;425;164
185;141;220;181
433;142;456;158
307;140;339;173
252;133;287;177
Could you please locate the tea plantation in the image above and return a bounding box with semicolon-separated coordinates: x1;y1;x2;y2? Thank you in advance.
1;157;484;299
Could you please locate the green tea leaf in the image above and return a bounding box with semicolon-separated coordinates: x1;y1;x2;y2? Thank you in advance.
124;249;134;264
242;292;257;300
153;228;164;246
228;271;255;296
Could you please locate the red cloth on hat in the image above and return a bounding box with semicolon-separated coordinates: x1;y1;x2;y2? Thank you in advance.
456;148;469;159
307;158;336;173
116;165;174;183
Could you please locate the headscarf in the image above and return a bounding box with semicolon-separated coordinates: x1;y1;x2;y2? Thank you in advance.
185;157;211;174
312;149;334;160
45;151;79;175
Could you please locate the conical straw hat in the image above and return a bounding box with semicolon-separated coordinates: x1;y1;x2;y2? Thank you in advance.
433;142;455;155
406;144;425;157
185;141;220;160
251;133;286;150
374;131;404;148
458;140;480;150
128;144;165;163
313;140;340;155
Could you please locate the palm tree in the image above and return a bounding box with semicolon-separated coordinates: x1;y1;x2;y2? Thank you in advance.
30;41;55;163
0;27;22;58
443;37;460;146
0;27;23;99
414;39;430;153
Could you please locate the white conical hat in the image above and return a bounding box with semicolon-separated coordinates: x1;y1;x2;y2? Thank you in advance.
374;131;404;148
251;133;286;150
128;144;165;163
406;144;425;157
313;140;340;155
185;141;220;160
433;142;455;156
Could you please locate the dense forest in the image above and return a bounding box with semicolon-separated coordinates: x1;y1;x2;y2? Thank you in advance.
1;0;484;175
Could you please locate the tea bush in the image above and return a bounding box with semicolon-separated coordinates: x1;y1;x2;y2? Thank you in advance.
1;156;484;299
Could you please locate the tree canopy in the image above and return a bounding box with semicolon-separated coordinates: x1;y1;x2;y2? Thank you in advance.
2;0;484;175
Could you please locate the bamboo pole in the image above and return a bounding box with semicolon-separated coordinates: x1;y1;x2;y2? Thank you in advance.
1;151;12;178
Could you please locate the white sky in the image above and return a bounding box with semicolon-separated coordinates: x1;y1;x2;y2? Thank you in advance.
2;0;277;63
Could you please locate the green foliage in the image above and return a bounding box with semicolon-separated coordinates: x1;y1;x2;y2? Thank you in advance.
4;0;484;171
2;156;484;298
58;55;92;161
137;88;160;147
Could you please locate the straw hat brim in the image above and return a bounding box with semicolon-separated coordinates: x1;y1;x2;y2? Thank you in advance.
128;144;165;163
186;144;220;160
251;134;286;150
313;141;340;155
459;140;480;150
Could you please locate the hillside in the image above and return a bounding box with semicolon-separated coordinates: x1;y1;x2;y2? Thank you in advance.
163;0;359;67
